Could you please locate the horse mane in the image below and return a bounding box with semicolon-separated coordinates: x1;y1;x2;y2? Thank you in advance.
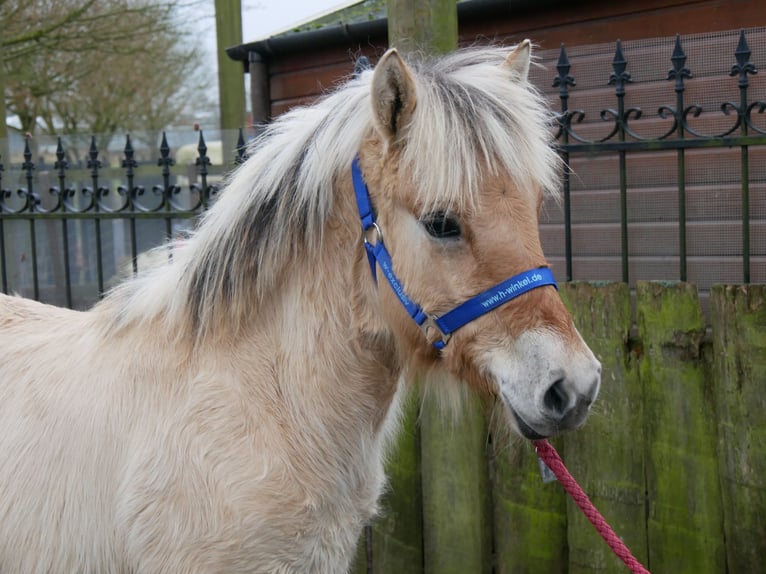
101;46;561;340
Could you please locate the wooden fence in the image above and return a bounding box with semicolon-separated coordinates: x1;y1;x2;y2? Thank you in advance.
352;281;766;574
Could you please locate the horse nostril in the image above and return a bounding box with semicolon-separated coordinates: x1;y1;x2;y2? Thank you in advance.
543;378;571;421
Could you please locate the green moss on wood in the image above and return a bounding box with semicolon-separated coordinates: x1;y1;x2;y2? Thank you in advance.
420;392;491;574
371;386;422;573
637;281;724;573
710;284;766;572
355;282;765;573
491;432;567;574
559;282;648;572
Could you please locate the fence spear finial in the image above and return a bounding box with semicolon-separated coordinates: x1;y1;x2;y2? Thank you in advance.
730;29;757;88
609;39;632;96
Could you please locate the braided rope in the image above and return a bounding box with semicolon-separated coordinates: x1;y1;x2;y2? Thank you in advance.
533;439;651;574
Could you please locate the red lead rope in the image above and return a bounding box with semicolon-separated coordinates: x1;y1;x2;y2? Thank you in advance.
533;439;651;574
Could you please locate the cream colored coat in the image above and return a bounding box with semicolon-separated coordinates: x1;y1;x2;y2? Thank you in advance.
0;43;599;573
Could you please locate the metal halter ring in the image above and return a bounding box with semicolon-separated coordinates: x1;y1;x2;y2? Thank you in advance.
363;222;383;247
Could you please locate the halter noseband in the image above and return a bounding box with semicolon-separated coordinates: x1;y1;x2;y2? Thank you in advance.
351;156;557;350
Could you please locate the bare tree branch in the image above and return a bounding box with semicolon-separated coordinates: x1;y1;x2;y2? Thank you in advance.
2;0;209;135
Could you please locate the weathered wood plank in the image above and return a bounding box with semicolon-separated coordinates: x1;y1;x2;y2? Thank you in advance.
350;388;422;574
710;284;766;572
370;387;423;574
420;392;491;574
637;281;724;573
491;429;568;574
559;282;647;572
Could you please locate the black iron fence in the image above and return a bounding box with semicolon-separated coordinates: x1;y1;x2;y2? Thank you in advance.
535;27;766;295
0;28;764;311
0;129;247;308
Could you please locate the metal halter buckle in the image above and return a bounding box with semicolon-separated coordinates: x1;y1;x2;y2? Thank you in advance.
419;315;451;348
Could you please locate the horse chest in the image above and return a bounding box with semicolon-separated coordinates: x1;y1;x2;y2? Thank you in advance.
121;389;397;573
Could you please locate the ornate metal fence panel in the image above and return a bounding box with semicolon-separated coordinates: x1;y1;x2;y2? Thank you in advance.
533;27;766;300
1;28;765;312
0;130;248;309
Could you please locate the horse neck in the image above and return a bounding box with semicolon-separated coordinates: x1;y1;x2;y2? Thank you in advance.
242;180;402;438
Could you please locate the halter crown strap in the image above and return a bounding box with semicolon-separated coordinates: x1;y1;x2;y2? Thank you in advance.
351;156;557;350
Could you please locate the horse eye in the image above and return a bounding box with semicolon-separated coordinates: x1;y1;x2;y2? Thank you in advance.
420;211;461;239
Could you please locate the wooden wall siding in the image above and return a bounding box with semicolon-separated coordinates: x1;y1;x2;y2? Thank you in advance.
262;0;766;118
268;46;386;118
530;27;766;293
459;0;766;50
542;182;766;225
541;221;766;259
257;22;765;296
351;281;766;573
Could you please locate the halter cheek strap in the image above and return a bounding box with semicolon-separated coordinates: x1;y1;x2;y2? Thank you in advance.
351;156;557;350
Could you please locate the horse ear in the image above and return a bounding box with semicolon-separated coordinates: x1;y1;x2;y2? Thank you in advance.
503;39;532;80
371;49;417;141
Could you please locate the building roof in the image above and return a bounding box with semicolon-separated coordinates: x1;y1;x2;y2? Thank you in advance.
226;0;555;63
288;0;387;33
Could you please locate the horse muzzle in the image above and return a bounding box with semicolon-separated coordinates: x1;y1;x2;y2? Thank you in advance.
488;329;602;439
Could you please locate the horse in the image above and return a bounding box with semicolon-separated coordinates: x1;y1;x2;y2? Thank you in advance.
0;42;601;573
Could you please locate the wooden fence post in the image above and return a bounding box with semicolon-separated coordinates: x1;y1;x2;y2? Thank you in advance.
420;392;492;574
214;0;246;156
387;0;458;55
710;284;766;571
559;282;647;572
382;3;472;571
637;281;724;573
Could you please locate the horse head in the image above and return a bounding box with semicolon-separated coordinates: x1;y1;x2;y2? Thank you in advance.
356;42;601;439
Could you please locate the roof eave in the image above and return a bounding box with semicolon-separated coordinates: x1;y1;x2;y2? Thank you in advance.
226;17;387;62
226;0;566;62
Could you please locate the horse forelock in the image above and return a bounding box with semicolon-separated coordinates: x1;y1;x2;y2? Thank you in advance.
102;45;560;339
400;47;561;214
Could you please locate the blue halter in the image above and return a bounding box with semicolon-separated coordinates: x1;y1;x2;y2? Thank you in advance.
351;156;558;350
